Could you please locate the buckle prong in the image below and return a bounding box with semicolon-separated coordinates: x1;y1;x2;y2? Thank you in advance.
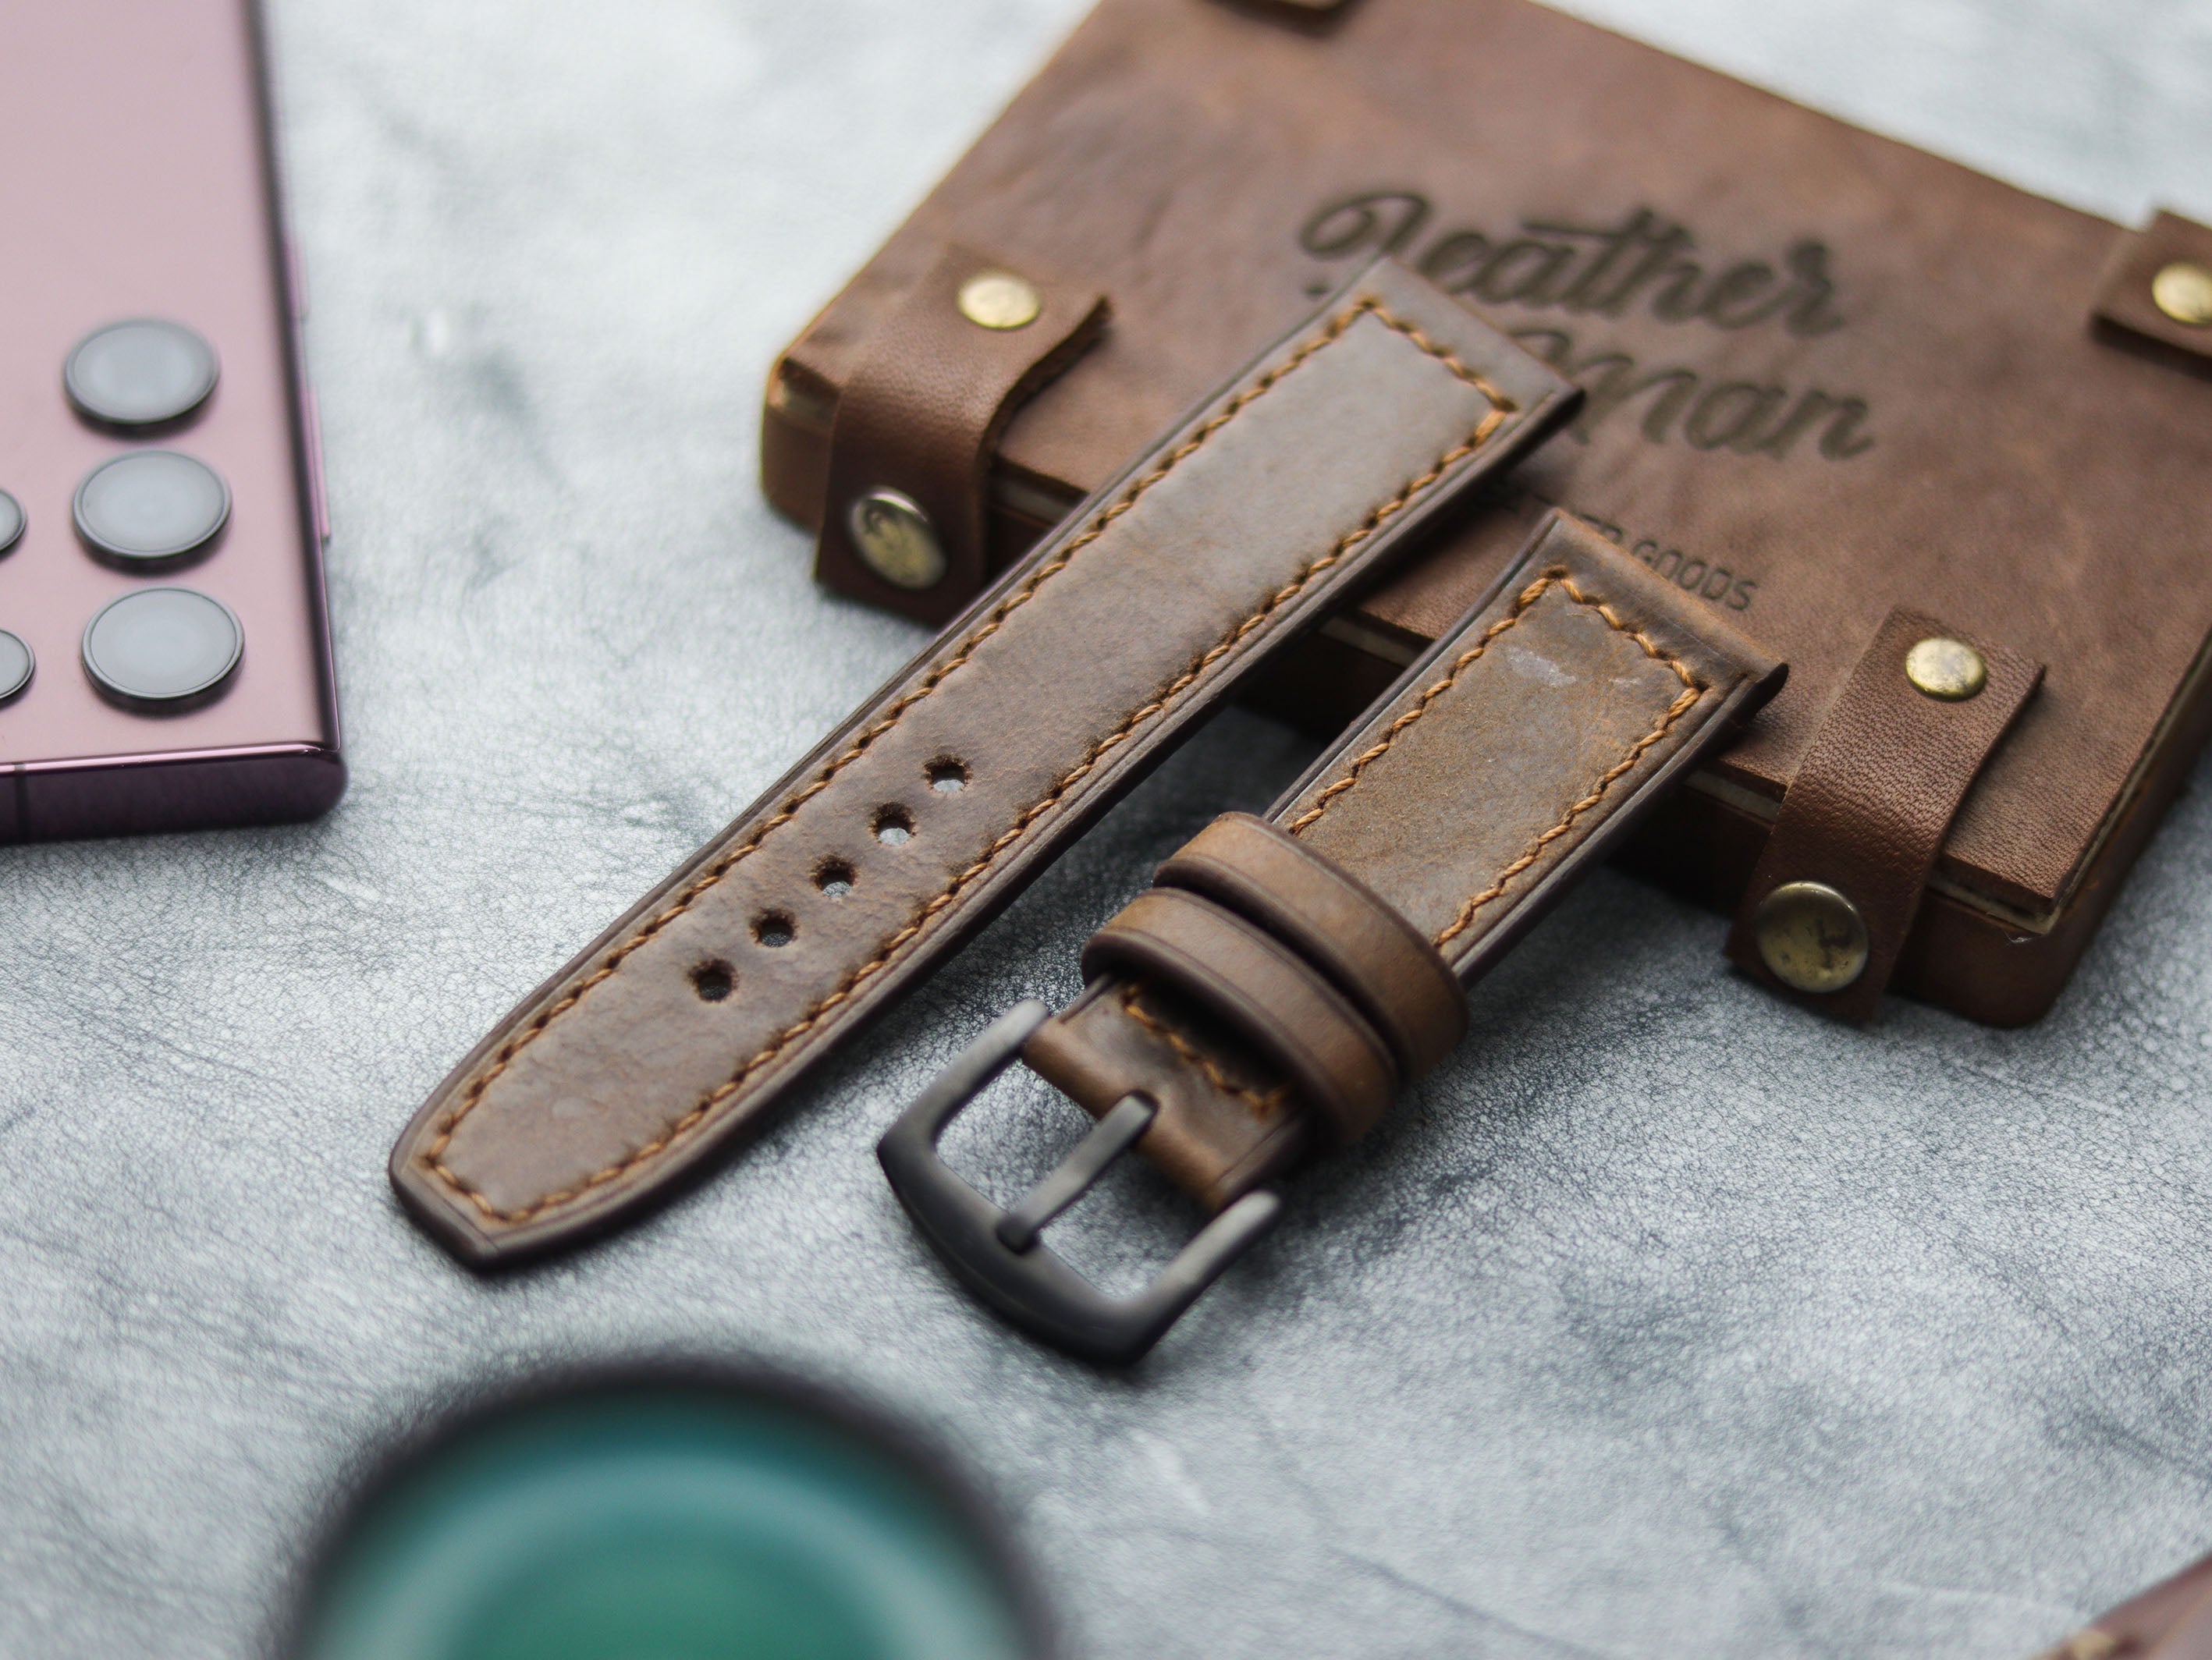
995;1094;1155;1254
878;999;1283;1364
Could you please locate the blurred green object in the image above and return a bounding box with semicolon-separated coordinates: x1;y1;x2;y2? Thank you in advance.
293;1377;1038;1660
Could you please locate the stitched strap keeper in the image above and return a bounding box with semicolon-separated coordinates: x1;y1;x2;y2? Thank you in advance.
392;257;1579;1265
1011;513;1787;1211
1154;812;1464;1077
1080;887;1399;1145
1726;607;2042;1022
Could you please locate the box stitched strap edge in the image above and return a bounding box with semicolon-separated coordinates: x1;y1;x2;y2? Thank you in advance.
1023;513;1787;1209
389;257;1579;1265
1725;606;2042;1023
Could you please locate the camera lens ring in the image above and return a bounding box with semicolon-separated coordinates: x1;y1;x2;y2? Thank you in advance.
0;630;33;706
73;450;231;566
80;587;243;712
0;490;22;557
64;318;219;429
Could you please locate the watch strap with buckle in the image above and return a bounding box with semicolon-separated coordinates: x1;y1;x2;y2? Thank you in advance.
880;513;1785;1360
391;257;1578;1264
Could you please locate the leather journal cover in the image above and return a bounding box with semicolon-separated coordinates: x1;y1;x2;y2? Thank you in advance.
760;0;2212;1027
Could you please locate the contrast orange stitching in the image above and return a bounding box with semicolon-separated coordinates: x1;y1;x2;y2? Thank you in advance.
1119;984;1286;1119
424;299;1515;1222
1429;679;1699;947
1280;569;1705;947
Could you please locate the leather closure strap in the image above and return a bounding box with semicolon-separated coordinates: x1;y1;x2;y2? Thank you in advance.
1726;607;2041;1023
1021;513;1786;1211
2093;210;2212;368
391;257;1578;1265
815;243;1110;626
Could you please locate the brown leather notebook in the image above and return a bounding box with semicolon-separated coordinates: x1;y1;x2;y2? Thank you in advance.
760;0;2212;1026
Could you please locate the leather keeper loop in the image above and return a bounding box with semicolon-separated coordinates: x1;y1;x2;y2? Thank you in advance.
1726;606;2041;1022
815;242;1110;626
1081;886;1398;1146
1155;811;1464;1077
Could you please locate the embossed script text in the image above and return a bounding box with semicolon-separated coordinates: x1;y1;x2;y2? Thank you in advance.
1301;193;1877;463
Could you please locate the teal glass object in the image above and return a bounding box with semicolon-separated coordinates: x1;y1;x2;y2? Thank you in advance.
294;1379;1039;1660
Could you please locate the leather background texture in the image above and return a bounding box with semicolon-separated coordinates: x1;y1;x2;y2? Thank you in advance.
3;2;2212;1657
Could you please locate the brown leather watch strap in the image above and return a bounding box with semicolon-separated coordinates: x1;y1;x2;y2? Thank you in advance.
877;514;1781;1360
1726;607;2041;1023
391;257;1578;1265
1026;513;1786;1209
815;243;1110;626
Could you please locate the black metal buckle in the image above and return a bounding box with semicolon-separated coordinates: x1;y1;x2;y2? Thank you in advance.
877;1000;1284;1365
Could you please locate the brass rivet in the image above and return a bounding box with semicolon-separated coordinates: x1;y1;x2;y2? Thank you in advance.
1904;636;1987;701
957;271;1042;331
2152;260;2212;327
1754;880;1870;995
847;488;946;591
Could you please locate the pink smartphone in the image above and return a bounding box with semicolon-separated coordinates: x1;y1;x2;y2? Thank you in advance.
0;0;337;841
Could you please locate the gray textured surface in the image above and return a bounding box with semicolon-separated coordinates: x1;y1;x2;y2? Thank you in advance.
2;0;2211;1655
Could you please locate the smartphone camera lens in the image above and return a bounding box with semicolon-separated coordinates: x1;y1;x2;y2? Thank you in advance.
0;631;32;706
0;489;22;556
63;318;218;429
81;587;242;711
73;451;230;566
